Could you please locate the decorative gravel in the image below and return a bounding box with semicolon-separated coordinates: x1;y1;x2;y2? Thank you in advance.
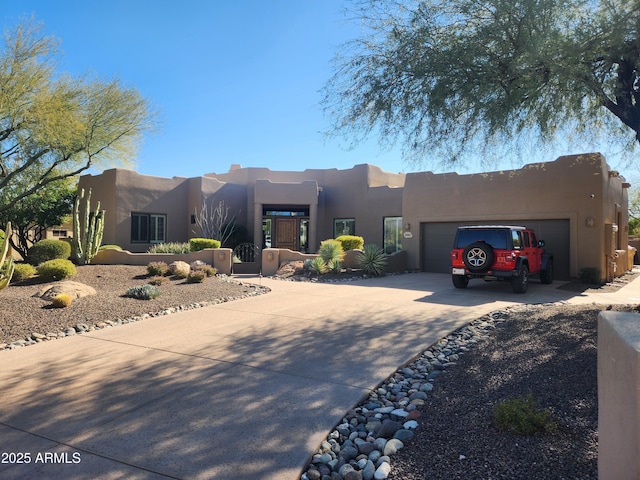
0;264;269;349
302;302;639;480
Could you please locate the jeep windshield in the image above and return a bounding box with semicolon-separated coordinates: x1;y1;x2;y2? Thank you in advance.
455;229;509;249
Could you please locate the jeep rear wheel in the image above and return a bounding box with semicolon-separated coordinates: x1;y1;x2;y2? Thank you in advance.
463;242;494;273
452;275;468;289
511;265;529;293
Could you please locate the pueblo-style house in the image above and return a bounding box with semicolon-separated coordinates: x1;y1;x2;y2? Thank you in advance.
78;152;631;281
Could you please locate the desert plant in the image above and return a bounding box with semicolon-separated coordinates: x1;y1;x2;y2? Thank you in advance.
147;242;190;254
37;259;77;281
51;293;73;308
147;261;169;276
125;284;161;300
493;394;557;435
189;238;221;252
148;276;168;286
71;188;105;265
99;244;122;251
186;270;206;283
327;258;342;274
336;235;364;251
198;265;217;277
319;239;344;264
309;256;328;275
579;267;602;285
0;222;15;290
357;244;387;276
27;239;71;265
12;263;37;282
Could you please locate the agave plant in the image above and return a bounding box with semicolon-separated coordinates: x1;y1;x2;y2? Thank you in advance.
327;258;342;274
309;256;328;275
356;244;387;277
0;222;15;290
318;239;344;264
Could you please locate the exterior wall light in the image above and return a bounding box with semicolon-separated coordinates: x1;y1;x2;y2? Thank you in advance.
405;223;411;231
218;251;226;260
267;252;274;261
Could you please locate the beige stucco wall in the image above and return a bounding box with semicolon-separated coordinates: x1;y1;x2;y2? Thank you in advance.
401;153;629;278
78;153;628;279
598;310;640;480
80;164;405;254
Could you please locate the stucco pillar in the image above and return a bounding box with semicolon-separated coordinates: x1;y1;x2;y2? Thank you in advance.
254;202;263;249
309;202;318;252
598;311;640;480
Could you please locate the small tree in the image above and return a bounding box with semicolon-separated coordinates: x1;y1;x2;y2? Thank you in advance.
193;199;239;247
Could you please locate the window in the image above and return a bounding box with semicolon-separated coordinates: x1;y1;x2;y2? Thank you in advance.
131;213;166;243
334;218;355;237
384;217;403;254
512;230;522;249
52;230;68;238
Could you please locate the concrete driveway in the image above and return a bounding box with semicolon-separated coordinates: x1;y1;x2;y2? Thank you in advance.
1;273;638;479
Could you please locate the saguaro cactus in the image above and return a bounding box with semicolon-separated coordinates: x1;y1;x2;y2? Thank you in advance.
71;188;105;265
0;222;15;290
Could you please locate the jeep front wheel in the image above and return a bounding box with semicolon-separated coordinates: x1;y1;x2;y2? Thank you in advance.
511;265;529;293
463;242;494;273
540;260;554;284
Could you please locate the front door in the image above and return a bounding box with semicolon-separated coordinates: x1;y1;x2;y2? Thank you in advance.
276;218;297;250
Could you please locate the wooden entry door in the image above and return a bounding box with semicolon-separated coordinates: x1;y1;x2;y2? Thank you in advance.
275;218;297;250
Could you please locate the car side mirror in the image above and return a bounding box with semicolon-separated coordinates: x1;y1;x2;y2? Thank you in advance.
538;240;545;247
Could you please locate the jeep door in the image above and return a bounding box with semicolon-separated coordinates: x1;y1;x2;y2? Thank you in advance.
524;231;542;273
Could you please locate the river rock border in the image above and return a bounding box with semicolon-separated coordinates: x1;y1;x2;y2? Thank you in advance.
300;303;550;480
1;276;270;351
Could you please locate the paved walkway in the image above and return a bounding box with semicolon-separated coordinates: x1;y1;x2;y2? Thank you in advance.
2;273;640;479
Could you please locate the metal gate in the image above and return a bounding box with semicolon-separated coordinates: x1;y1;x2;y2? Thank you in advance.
232;243;262;274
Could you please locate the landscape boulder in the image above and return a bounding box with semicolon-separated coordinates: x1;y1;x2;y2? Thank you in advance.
34;281;97;301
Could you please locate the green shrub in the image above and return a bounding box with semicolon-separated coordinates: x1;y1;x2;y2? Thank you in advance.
99;244;122;251
357;244;387;276
51;293;73;308
147;261;169;276
186;270;206;283
579;267;602;285
336;235;364;251
125;284;161;300
147;242;190;254
493;394;557;435
318;239;344;264
37;259;77;281
12;263;37;282
148;276;168;286
189;238;221;252
327;258;342;274
27;239;71;265
309;256;328;275
198;265;217;277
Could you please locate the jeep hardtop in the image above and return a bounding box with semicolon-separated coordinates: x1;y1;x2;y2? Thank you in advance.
450;225;553;293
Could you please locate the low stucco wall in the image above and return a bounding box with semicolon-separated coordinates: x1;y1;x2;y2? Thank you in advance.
92;248;233;275
598;311;640;480
261;248;407;276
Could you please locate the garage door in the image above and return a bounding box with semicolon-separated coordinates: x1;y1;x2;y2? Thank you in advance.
421;219;570;280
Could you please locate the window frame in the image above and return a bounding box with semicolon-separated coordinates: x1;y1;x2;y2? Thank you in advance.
131;212;167;244
334;218;355;237
383;216;403;254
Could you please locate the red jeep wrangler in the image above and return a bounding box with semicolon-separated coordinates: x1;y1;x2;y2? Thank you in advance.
450;226;554;293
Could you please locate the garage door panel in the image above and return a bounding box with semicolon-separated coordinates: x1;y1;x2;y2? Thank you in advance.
421;220;570;280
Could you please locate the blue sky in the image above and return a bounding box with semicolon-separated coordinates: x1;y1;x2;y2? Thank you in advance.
1;1;636;180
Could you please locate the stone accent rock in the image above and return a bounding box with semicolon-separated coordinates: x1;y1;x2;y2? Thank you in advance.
35;281;97;301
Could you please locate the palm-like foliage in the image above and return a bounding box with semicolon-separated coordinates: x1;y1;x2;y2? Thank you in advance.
357;244;387;277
